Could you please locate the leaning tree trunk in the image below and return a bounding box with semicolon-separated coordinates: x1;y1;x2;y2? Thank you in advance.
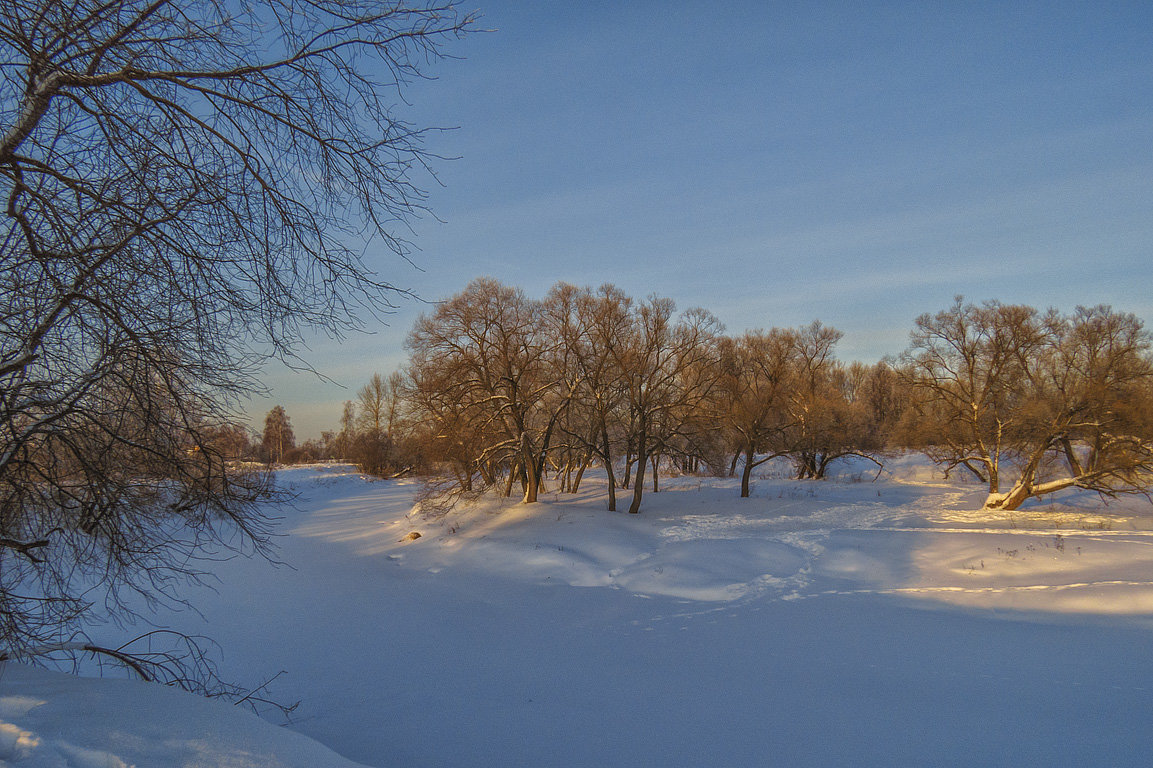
984;478;1034;511
985;476;1079;511
570;455;589;493
982;448;1060;511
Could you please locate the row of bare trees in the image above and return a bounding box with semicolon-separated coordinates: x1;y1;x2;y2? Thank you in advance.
384;282;1153;515
330;373;420;476
397;279;899;513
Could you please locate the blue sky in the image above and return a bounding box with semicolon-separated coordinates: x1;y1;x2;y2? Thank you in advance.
255;1;1153;438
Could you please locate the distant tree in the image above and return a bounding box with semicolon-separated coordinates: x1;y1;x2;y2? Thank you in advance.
406;357;490;492
844;360;908;449
717;323;884;495
901;299;1153;510
337;400;358;461
206;422;254;462
786;322;882;480
319;431;338;460
718;329;797;497
539;284;590;495
350;372;405;476
294;439;325;464
650;307;727;488
262;406;295;464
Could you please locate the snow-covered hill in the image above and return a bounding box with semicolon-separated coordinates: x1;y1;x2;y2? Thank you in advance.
6;459;1153;766
0;662;368;767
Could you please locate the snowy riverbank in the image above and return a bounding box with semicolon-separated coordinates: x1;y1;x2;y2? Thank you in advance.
5;459;1153;766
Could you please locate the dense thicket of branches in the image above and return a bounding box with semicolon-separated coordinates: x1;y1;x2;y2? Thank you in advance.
397;283;1153;514
0;0;470;664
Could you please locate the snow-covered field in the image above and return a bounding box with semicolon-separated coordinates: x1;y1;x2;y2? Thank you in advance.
6;457;1153;766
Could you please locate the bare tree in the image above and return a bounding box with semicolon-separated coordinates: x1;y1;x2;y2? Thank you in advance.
608;297;722;513
336;400;358;461
901;299;1153;509
405;357;490;493
785;322;882;480
204;422;254;462
351;372;404;476
0;1;471;667
544;283;631;506
900;298;1047;498
261;405;294;465
845;359;908;450
718;329;797;497
406;278;568;503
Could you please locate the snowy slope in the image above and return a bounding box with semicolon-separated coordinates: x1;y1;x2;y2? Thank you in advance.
0;662;369;767
7;459;1153;767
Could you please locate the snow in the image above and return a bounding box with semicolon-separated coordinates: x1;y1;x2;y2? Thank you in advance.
6;456;1153;766
0;662;367;767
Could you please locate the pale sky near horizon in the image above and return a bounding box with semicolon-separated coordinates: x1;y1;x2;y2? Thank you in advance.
251;1;1153;439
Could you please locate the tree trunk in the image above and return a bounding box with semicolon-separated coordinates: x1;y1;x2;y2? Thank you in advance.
502;462;516;498
740;445;755;498
571;457;588;493
522;439;540;503
628;427;647;514
729;451;740;477
651;453;660;493
987;477;1085;510
1060;438;1084;476
984;482;1032;511
602;425;617;512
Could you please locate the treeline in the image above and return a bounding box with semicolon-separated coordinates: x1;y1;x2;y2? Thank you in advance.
323;279;1153;514
254;376;422;472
